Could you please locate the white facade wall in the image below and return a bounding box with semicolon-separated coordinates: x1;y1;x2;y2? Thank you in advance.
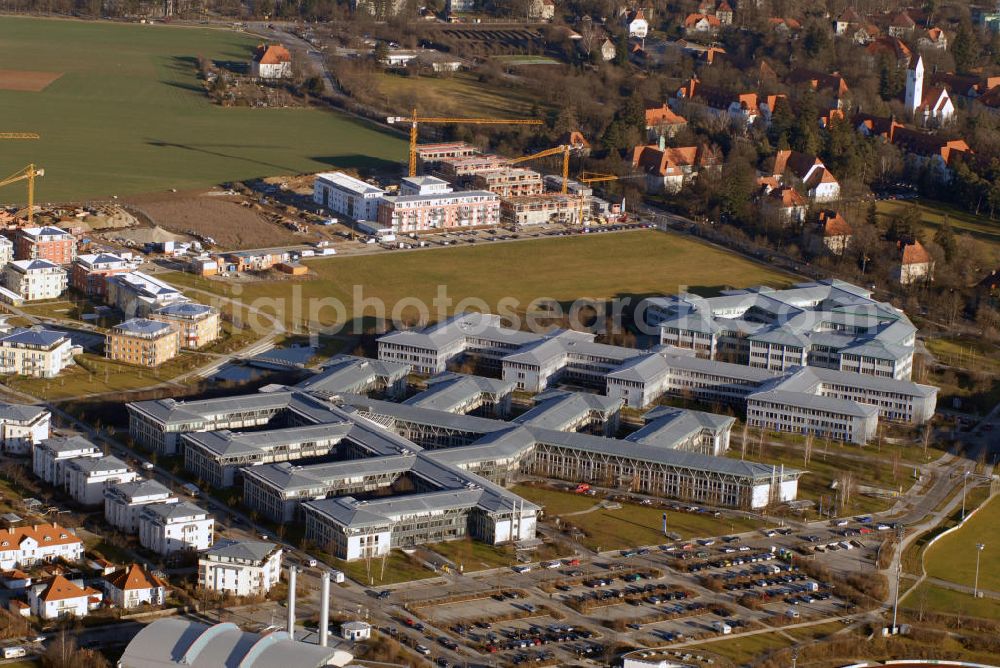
313;173;385;221
198;550;282;596
4;264;67;301
65;462;138;506
32;443;101;486
138;507;215;556
0;338;75;378
1;414;50;455
106;583;166;609
104;489;178;534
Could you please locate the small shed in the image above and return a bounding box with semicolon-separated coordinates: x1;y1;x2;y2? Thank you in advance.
276;262;308;276
340;620;371;641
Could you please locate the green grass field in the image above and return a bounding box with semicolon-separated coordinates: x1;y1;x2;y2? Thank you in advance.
904;582;1000;620
924;494;1000;593
429;538;516;571
162;231;796;329
374;71;544;118
877;199;1000;261
4;352;208;400
511;484;765;551
0;17;406;202
328;550;437;586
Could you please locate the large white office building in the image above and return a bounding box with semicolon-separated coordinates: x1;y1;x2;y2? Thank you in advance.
647;280;917;380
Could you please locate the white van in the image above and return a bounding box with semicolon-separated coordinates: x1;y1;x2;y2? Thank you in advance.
3;647;26;659
330;569;345;584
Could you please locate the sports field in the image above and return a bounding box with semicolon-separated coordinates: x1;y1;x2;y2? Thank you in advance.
0;18;406;202
163;231;796;329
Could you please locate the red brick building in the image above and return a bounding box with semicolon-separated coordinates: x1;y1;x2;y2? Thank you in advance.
16;227;76;265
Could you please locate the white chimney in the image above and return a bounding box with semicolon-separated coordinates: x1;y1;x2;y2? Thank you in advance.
319;571;331;647
286;566;297;638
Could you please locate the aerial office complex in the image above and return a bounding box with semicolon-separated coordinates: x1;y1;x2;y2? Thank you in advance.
647;280;917;380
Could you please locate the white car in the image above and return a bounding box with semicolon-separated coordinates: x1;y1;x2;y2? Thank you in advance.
512;565;532;574
542;561;561;569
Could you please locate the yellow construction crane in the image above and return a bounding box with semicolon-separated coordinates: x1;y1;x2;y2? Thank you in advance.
578;171;620;185
509;144;579;195
387;108;543;177
0;133;40;140
0;164;44;226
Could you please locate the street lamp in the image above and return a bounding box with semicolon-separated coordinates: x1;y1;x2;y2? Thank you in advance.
962;470;971;520
974;543;986;598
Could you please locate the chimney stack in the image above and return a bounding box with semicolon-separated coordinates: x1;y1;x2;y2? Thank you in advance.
319;571;331;647
286;566;297;638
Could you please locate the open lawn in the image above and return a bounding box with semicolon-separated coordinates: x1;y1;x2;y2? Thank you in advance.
924;494;1000;593
161;231;796;329
511;484;766;551
374;71;544;118
0;18;406;203
877;199;1000;261
3;352;208;400
904;582;1000;620
686;632;792;664
323;550;437;586
924;337;1000;375
429;538;516;571
729;440;911;516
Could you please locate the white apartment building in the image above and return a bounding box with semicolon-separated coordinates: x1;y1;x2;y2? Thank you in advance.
106;271;188;317
197;539;282;597
105;479;178;533
0;236;12;266
138;501;215;556
32;435;102;486
104;563;168;609
0;403;50;455
0;523;83;570
313;172;385;222
65;455;137;506
28;574;100;620
4;259;67;301
0;327;78;378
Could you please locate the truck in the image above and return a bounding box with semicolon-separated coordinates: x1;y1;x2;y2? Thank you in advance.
330;569;345;584
181;482;200;497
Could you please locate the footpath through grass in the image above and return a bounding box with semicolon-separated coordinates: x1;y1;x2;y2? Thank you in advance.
0;17;406;202
162;231;796;329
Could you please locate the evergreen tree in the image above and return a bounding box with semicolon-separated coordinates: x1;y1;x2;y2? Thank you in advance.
952;22;980;74
935;216;957;261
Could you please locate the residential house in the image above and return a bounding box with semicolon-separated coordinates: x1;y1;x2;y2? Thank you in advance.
198;539;283;597
632;141;720;193
528;0;554;20
853;23;881;45
0;523;83;570
105;318;179;367
890;127;971;179
599;38;616;61
0;327;78;378
624;8;649;38
833;7;863;35
919;27;948;49
15;227;76;265
769;17;802;36
138;501;214;556
866;36;912;67
760;185;808;226
4;260;67;301
715;1;733;25
105;479;178;534
895;239;935;285
376;190;500;233
104;564;168;609
855;112;904;141
0;237;12;267
0;404;50;455
672;77;766;128
28;574;101;619
645;104;688;140
683;13;721;35
33;435;101;487
887;11;916;37
65;455;138;506
787;68;850;107
806;210;853;255
767;150;841;202
250;44;292;79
